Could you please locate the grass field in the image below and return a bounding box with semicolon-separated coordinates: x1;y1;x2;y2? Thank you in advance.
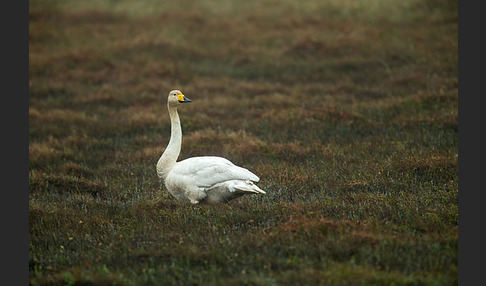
29;0;458;285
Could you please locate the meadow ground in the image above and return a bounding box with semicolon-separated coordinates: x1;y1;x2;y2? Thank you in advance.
29;0;458;285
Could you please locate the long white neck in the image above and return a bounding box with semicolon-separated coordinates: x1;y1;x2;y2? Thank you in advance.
157;104;182;180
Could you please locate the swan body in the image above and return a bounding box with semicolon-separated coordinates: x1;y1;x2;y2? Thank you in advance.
157;90;265;204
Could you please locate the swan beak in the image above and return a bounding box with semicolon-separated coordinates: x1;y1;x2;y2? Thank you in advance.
177;94;192;103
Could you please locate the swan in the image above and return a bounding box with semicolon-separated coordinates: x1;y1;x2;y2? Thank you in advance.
156;90;265;204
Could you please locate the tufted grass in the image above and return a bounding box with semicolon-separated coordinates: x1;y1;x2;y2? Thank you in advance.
29;0;457;285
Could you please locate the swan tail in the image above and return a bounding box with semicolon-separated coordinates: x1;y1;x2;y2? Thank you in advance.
234;180;266;194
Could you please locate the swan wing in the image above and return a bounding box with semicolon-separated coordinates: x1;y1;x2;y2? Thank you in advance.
170;156;260;188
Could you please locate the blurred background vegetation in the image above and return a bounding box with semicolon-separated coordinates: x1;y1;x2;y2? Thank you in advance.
29;0;457;285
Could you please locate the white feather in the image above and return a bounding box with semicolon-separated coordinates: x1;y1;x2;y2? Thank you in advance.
157;90;265;204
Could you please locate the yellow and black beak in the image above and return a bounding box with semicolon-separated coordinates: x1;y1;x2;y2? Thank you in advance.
177;94;192;103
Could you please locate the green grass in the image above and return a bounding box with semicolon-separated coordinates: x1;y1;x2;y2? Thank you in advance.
29;0;458;285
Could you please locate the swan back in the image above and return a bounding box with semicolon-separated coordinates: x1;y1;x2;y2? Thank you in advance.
168;156;259;188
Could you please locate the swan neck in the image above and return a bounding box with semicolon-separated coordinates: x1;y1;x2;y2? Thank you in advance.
157;104;182;179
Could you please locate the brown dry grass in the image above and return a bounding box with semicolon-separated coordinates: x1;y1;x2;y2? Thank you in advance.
29;0;457;285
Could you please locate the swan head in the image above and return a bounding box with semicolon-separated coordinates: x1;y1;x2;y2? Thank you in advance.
167;90;192;107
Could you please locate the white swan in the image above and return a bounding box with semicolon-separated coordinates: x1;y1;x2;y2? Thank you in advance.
156;90;265;204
